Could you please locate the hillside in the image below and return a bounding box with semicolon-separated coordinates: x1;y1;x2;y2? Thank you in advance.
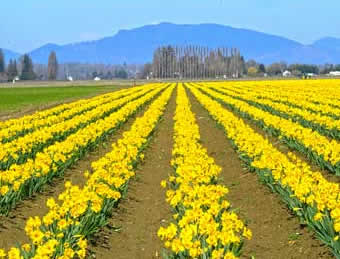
2;23;340;64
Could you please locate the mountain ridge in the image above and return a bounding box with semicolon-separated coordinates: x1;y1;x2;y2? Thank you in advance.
2;23;340;64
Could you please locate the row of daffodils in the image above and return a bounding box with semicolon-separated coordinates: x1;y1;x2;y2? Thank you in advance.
158;84;251;259
196;84;340;176
0;85;147;143
216;84;340;140
228;79;340;114
188;84;340;257
0;84;166;215
225;83;340;119
0;86;152;170
0;84;174;259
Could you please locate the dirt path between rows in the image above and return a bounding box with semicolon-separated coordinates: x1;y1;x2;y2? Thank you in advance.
0;98;153;250
208;87;340;184
187;88;332;259
88;91;176;259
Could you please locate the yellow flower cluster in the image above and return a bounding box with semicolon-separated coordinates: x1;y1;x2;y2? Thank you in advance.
0;85;144;142
0;84;174;259
213;83;340;134
158;84;251;259
0;86;155;168
197;84;340;171
189;84;340;255
223;79;340;114
0;84;166;215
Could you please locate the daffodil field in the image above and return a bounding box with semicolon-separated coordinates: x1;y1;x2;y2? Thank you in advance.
1;79;340;258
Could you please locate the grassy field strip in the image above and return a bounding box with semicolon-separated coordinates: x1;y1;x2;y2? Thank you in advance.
0;83;153;131
189;84;340;257
197;84;340;176
0;86;140;143
158;84;251;258
226;83;340;117
0;85;151;143
212;84;340;140
0;88;115;130
0;85;175;258
0;85;166;215
0;86;156;170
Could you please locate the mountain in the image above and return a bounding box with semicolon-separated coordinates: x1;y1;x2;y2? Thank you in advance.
29;43;61;62
3;23;340;64
0;49;21;63
311;37;340;63
312;37;340;52
29;23;309;65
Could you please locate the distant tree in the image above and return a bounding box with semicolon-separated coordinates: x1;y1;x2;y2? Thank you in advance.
98;71;104;79
320;64;334;74
114;68;128;79
141;63;152;78
258;64;266;73
245;59;258;70
7;59;18;81
20;54;36;80
0;49;5;73
291;69;302;77
247;66;258;76
47;51;58;80
92;71;98;78
288;64;319;74
267;63;283;75
105;71;113;80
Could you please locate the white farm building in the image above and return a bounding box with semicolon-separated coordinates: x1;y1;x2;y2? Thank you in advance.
329;71;340;76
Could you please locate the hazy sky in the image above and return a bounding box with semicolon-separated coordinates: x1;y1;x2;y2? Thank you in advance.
2;0;340;53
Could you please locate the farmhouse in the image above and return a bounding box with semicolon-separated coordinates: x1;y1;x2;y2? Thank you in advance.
282;70;291;77
329;71;340;76
67;76;73;81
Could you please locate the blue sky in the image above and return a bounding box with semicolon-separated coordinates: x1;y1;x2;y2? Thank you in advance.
2;0;340;53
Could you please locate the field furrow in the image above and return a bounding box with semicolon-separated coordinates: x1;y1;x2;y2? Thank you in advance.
90;84;176;259
158;84;251;258
186;85;331;258
216;84;340;140
0;84;175;258
189;84;340;257
1;79;340;259
0;85;145;143
195;84;340;176
0;85;159;170
0;84;166;215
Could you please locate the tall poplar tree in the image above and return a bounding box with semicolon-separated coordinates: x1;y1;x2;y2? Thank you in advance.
0;49;5;73
7;59;18;81
21;54;36;80
48;51;58;80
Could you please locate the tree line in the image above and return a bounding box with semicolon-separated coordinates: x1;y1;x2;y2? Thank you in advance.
150;45;245;79
243;60;340;77
0;49;58;81
2;46;340;82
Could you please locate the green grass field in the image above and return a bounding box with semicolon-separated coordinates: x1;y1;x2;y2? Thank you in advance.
0;85;130;115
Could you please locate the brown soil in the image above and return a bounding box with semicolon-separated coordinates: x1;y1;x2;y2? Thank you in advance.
0;99;152;250
88;91;176;259
187;88;332;259
243;115;340;184
216;88;340;184
209;87;340;184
